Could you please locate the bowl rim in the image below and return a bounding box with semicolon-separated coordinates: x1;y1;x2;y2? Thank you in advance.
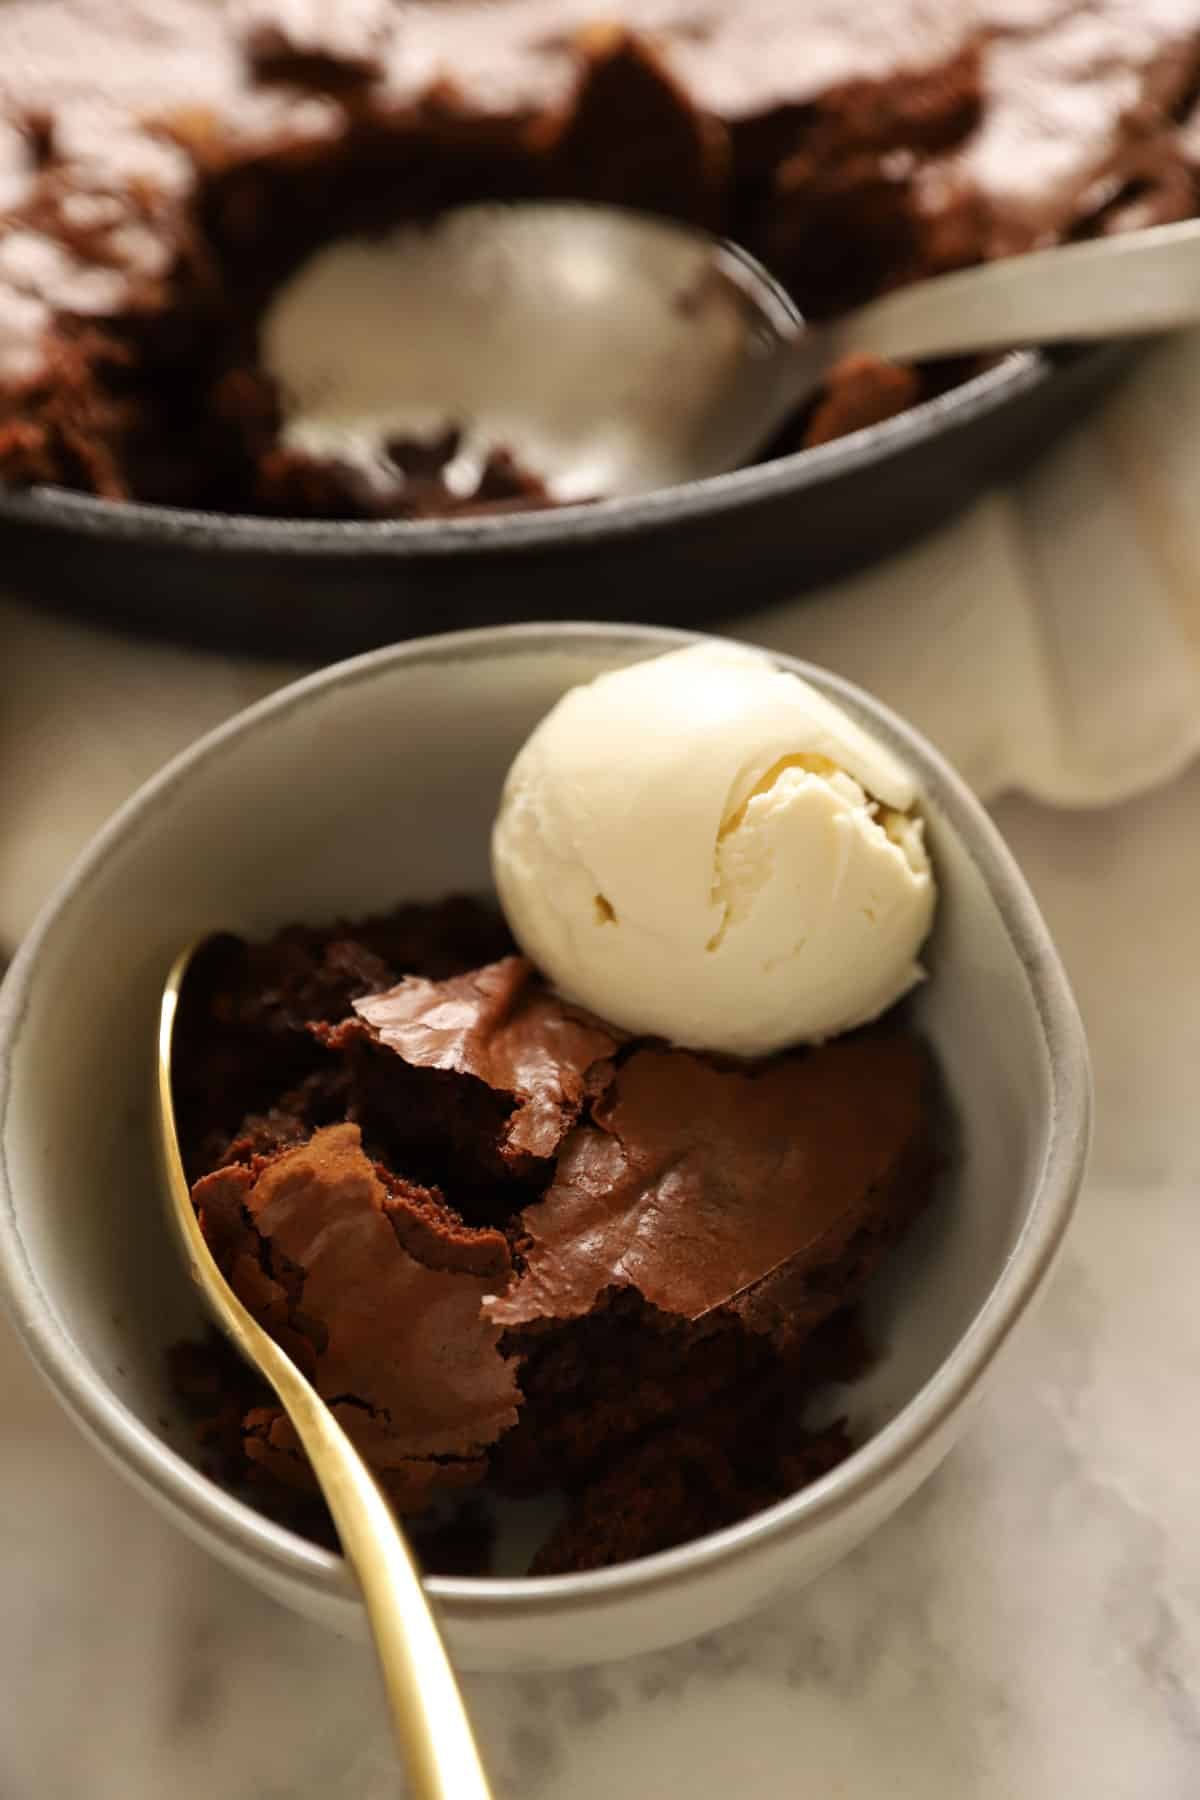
0;352;1045;556
0;620;1091;1622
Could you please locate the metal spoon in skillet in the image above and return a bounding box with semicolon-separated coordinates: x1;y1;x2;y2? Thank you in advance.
265;208;1200;502
156;940;494;1800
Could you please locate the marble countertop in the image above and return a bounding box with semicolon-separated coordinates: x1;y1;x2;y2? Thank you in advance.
4;333;1200;1795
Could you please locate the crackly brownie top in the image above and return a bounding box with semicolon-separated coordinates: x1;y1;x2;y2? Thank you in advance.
191;954;931;1470
946;0;1200;251
0;0;974;379
349;955;623;1162
4;0;1198;233
487;1034;930;1331
185;920;931;1355
0;0;975;156
193;1121;521;1460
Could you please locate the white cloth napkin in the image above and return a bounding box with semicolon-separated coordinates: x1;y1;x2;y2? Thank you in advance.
3;330;1200;950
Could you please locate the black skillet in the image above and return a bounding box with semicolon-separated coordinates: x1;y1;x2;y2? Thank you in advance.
0;342;1130;661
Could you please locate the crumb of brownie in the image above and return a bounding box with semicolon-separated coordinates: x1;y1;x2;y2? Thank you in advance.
803;352;923;448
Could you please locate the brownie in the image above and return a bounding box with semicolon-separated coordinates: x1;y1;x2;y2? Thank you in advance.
528;1386;854;1576
169;897;514;1178
319;954;624;1189
7;0;1194;519
193;1123;520;1510
489;1039;930;1342
173;898;938;1574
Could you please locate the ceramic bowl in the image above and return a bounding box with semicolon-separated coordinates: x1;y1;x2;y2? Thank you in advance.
0;623;1090;1671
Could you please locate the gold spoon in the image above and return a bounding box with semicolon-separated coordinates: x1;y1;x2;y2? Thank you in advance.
156;940;494;1799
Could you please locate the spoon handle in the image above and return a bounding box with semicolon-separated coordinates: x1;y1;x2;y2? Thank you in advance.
157;962;492;1799
835;218;1200;365
257;1354;495;1800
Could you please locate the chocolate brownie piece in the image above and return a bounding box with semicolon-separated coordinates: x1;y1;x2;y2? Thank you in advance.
171;897;512;1178
192;1121;520;1511
488;1036;932;1496
943;0;1200;260
489;1037;932;1344
529;1397;853;1575
802;353;924;448
173;896;939;1572
322;956;622;1188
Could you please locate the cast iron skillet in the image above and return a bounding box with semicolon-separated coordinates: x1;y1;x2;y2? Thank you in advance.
0;342;1130;660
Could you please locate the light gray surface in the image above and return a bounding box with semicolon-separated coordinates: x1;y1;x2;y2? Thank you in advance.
0;764;1193;1794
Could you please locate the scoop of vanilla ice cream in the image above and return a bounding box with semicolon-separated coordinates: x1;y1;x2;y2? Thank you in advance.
490;642;936;1057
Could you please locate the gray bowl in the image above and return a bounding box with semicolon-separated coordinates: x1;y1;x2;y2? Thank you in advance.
0;623;1090;1669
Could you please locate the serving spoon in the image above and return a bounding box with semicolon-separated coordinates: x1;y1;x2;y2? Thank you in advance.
156;940;494;1800
265;207;1200;501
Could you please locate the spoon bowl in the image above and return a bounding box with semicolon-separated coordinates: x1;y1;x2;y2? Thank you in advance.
264;203;806;502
